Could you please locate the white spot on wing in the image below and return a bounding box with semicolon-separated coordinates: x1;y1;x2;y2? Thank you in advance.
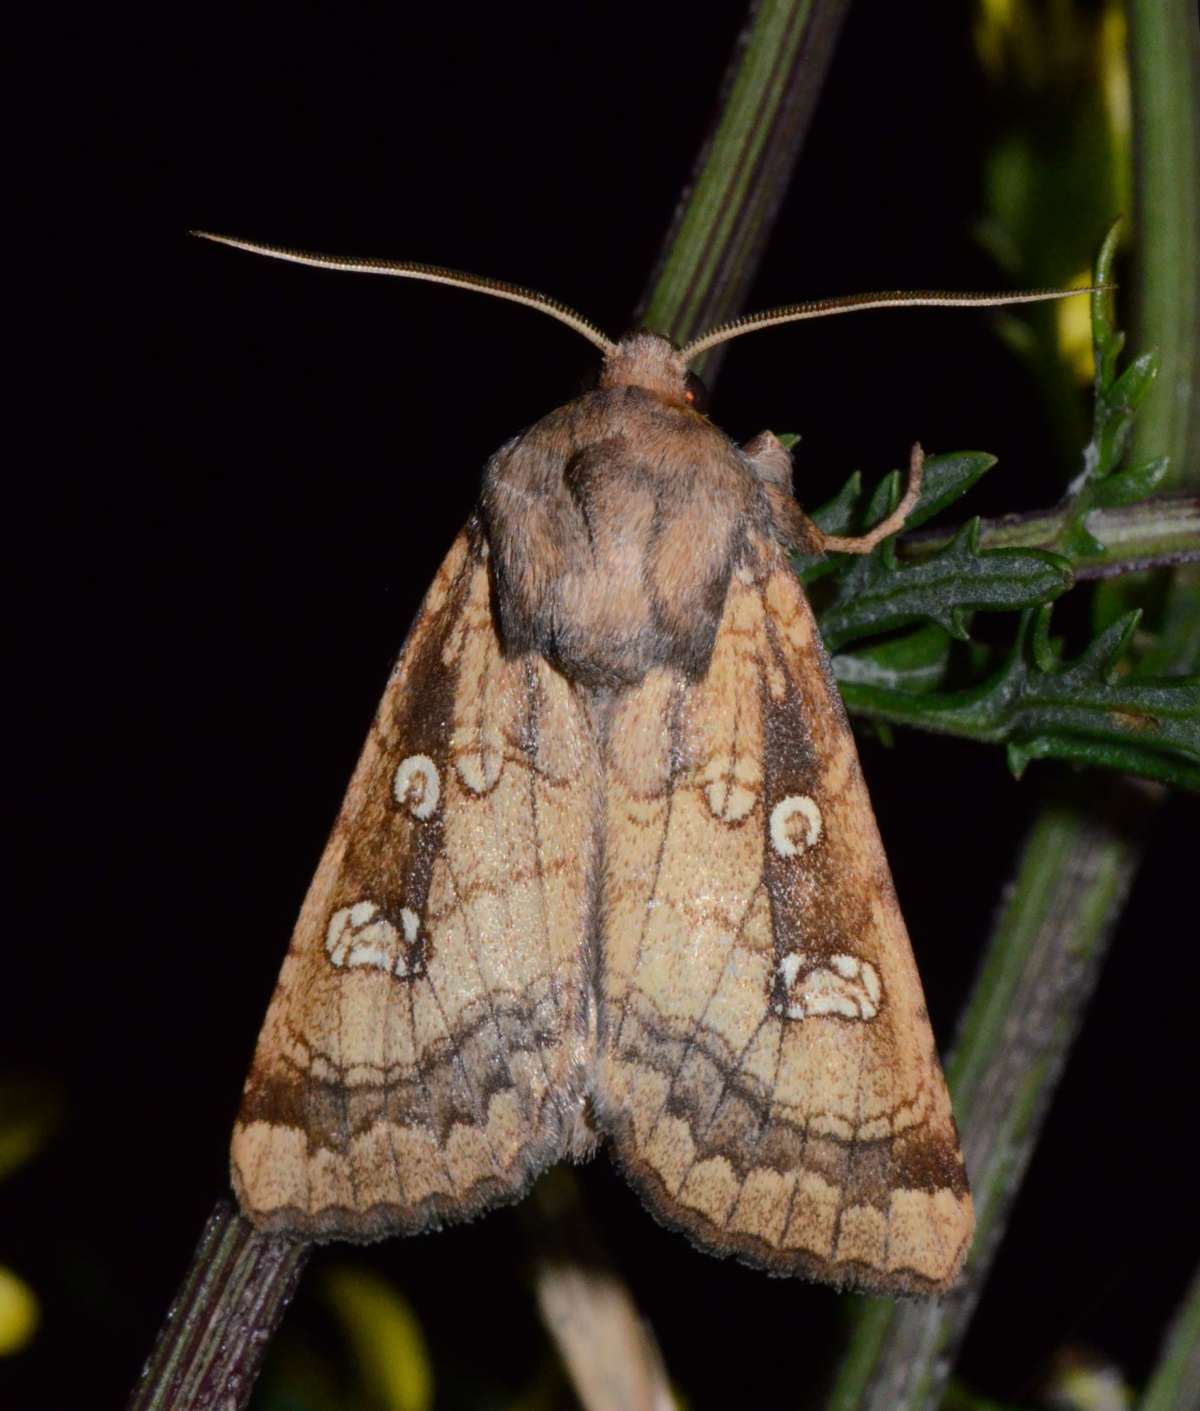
776;948;882;1022
863;962;881;1006
393;754;440;819
325;897;422;979
769;794;823;856
778;951;803;988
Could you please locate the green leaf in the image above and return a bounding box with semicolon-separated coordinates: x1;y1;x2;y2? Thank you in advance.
1059;513;1110;561
1091;220;1124;392
836;605;1200;792
1094;349;1159;484
832;624;953;695
809;469;863;537
1055;221;1168;564
905;451;997;531
793;471;863;582
785;232;1190;791
817;521;1074;650
863;469;903;530
1106;348;1159;420
1091;454;1171;509
795;452;996;581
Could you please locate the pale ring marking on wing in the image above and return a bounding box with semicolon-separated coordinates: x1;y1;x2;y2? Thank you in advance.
393;754;441;819
769;794;822;856
325;899;421;977
775;950;882;1022
701;752;760;822
454;733;504;793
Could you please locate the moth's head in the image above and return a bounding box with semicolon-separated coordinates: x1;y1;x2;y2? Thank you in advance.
599;332;708;412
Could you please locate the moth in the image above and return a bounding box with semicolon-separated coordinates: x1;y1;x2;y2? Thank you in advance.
200;233;1090;1294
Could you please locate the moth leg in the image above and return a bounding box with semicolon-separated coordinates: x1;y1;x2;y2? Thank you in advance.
742;430;821;554
819;442;924;555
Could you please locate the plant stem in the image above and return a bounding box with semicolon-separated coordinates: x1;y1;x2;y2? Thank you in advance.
823;778;1158;1411
126;1203;307;1411
900;492;1200;580
1140;1262;1200;1411
636;0;852;365
1127;0;1200;488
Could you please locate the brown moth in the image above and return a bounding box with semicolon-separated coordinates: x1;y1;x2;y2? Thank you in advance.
199;233;1092;1294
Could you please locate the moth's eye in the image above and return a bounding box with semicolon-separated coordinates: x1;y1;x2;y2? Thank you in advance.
683;370;710;413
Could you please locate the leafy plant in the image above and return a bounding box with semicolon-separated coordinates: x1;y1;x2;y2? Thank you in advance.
783;226;1198;790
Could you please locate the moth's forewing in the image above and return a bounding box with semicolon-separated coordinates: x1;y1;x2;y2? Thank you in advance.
597;534;972;1294
232;523;600;1238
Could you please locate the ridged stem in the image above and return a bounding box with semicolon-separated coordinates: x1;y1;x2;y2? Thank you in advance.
126;1203;307;1411
636;0;852;373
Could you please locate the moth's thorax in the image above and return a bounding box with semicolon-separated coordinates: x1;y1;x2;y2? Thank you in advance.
598;331;690;407
482;366;775;690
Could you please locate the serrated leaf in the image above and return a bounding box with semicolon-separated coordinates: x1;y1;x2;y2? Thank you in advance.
816;522;1073;650
1056;607;1141;687
795;452;998;583
837;604;1200;792
794;221;1194;791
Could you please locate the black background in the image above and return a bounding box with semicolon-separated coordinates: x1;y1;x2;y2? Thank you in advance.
11;2;1197;1408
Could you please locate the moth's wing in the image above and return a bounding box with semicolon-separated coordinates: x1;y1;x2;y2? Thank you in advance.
597;534;972;1293
232;518;601;1239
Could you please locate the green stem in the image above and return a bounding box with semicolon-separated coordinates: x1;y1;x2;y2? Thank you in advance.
1140;1262;1200;1411
900;492;1200;580
636;0;852;367
1127;1;1200;487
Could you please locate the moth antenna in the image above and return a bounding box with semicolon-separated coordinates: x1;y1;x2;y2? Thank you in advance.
820;444;924;555
680;284;1111;361
191;231;617;356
